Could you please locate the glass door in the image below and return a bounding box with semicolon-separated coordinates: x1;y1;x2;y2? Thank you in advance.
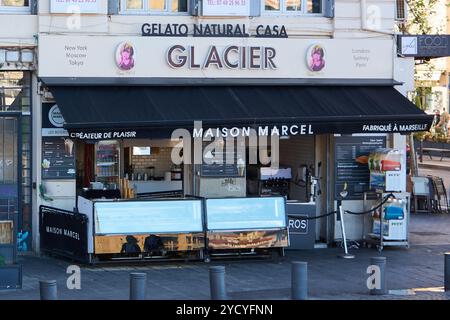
95;140;120;188
0;116;20;264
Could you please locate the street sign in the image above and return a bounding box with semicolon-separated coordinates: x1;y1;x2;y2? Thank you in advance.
398;35;450;58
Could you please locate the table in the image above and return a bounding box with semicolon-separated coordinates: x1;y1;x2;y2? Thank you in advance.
420;148;450;161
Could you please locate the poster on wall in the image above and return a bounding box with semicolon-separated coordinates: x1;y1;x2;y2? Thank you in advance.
334;136;386;200
50;0;104;14
42;137;76;179
202;0;250;16
200;140;245;177
41;103;76;179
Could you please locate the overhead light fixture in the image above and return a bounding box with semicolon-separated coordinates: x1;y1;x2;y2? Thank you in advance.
6;50;20;62
21;50;34;63
0;49;5;64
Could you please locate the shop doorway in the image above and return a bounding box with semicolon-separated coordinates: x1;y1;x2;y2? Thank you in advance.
0;115;21;262
75;140;95;189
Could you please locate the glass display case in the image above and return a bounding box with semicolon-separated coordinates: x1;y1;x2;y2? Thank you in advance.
95;140;120;187
92;198;204;256
48;196;289;262
206;197;287;230
204;196;289;252
94;200;203;235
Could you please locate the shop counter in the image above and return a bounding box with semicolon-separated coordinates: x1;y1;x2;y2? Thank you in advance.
40;197;204;263
285;202;316;250
81;196;204;260
39;195;289;263
81;189;121;200
130;180;183;194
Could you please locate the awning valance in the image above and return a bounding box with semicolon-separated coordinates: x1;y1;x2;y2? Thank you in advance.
47;85;433;139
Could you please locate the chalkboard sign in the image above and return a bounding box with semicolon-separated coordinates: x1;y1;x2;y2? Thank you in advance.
334;136;386;200
200;140;245;177
42;137;76;179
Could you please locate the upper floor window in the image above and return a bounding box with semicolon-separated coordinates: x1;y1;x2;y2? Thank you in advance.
0;0;30;13
264;0;322;15
121;0;188;14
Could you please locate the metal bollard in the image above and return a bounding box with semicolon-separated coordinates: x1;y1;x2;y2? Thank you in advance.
291;261;308;300
209;266;227;300
40;280;57;300
370;257;387;295
445;253;450;292
130;273;147;300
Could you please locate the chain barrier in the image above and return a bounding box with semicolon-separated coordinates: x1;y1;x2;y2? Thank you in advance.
300;193;396;220
301;210;337;220
345;193;396;215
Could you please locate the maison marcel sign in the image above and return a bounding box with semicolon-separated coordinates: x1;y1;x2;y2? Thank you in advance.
142;23;288;38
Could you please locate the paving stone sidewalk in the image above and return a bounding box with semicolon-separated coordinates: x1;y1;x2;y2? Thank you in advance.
1;213;449;300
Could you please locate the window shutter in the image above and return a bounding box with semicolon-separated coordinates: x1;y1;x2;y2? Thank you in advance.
30;0;38;14
108;0;119;15
395;0;407;21
249;0;261;17
189;0;200;16
323;0;334;18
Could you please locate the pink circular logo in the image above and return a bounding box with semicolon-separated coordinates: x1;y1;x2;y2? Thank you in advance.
115;42;135;71
307;45;326;72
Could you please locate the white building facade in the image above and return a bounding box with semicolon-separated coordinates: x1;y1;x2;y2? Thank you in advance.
0;1;430;254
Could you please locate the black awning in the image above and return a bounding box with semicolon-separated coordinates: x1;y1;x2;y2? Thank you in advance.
48;85;433;139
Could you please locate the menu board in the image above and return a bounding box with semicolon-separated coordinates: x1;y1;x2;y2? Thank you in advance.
200;140;245;177
334;136;386;200
42;137;76;179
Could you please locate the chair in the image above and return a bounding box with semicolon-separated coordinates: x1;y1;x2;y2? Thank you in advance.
430;176;449;214
411;176;433;213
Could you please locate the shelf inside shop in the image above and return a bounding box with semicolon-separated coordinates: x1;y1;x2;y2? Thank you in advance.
96;162;118;166
96;175;120;178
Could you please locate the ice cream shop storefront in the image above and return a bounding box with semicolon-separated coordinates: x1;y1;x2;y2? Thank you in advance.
35;28;432;263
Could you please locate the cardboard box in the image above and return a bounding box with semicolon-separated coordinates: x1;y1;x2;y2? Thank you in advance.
0;221;13;244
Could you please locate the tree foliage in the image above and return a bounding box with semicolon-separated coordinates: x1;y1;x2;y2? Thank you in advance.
405;0;442;34
403;0;447;111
